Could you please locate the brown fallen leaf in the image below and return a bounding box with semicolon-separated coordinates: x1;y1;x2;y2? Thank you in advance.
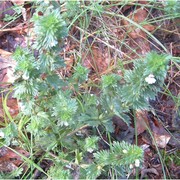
0;64;16;88
136;110;149;135
0;49;12;58
0;162;18;173
143;24;156;32
82;44;111;74
138;0;150;5
112;115;128;134
0;146;29;172
140;168;159;179
149;118;171;148
121;6;155;55
122;8;155;39
0;52;16;88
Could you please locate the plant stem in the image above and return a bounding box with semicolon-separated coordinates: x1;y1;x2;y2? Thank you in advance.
133;109;139;179
133;109;138;146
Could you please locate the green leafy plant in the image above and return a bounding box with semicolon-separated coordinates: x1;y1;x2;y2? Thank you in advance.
1;1;174;179
100;51;171;127
164;0;180;17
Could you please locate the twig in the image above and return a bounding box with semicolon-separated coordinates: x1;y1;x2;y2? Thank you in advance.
66;124;89;137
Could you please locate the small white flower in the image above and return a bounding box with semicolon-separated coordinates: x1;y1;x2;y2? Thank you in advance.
18;101;25;112
87;148;94;153
122;149;128;154
129;164;133;169
135;159;140;167
0;131;4;138
22;73;29;80
63;121;69;126
145;74;156;84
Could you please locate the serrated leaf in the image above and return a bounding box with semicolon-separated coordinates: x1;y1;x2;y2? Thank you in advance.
84;136;99;152
46;74;66;89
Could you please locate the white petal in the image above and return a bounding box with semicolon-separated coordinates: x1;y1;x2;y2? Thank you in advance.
135;159;140;167
122;149;128;154
64;122;69;126
145;74;156;84
22;73;29;80
87;148;94;153
129;164;133;169
0;131;4;138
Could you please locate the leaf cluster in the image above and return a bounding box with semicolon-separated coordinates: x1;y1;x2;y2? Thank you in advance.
101;51;171;115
